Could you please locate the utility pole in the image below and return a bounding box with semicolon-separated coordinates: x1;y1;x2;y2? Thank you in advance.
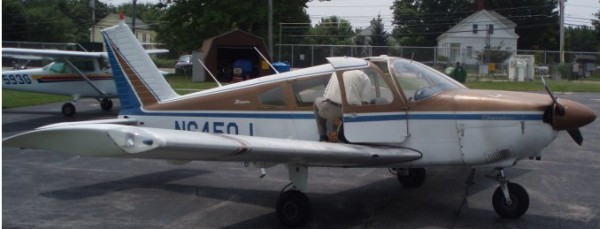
90;0;96;42
559;0;565;64
132;0;137;34
268;0;273;60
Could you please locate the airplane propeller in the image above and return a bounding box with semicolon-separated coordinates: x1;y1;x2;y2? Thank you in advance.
540;76;595;145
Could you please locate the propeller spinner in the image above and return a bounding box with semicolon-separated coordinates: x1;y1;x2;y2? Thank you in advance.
541;77;596;145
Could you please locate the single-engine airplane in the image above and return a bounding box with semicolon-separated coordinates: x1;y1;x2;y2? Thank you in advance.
2;47;167;116
3;20;596;227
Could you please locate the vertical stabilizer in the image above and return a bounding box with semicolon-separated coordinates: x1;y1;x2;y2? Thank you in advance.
102;20;178;114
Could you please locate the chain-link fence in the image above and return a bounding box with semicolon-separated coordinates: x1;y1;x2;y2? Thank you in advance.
276;44;600;79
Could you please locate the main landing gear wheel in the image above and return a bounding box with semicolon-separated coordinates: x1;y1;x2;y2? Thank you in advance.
276;190;311;227
100;98;113;111
396;168;426;188
61;102;76;117
492;182;529;218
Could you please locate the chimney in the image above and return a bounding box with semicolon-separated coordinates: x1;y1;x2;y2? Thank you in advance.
476;0;484;11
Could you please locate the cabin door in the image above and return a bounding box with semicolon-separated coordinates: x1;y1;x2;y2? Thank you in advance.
339;69;409;143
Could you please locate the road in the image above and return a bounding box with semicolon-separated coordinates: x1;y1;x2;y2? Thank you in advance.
3;93;600;228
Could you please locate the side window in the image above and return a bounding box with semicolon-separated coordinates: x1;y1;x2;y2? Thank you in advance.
259;86;286;107
290;74;330;107
49;62;65;73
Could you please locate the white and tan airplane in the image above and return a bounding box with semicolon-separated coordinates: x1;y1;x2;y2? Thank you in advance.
3;20;596;227
2;47;167;116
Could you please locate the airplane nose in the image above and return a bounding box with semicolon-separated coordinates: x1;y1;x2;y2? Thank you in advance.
550;99;596;131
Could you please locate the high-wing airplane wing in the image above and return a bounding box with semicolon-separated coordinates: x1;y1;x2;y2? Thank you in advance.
2;48;105;60
3;123;422;167
2;47;169;60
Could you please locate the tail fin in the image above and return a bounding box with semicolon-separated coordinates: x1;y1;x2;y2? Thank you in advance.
102;19;178;115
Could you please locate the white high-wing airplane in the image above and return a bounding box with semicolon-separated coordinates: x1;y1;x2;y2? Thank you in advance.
2;47;167;116
3;20;596;227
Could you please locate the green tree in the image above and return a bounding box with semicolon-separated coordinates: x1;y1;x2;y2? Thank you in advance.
2;0;111;43
565;26;599;52
369;14;390;46
306;16;355;45
594;0;600;50
154;0;310;54
24;1;77;42
2;0;28;41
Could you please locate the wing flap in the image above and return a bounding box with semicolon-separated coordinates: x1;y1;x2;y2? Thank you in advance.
3;124;421;167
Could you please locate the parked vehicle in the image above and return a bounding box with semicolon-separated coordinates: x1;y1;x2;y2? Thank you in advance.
175;54;192;74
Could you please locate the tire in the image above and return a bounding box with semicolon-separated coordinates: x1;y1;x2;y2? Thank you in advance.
61;103;76;117
397;168;426;188
100;98;113;111
276;190;311;227
492;182;529;218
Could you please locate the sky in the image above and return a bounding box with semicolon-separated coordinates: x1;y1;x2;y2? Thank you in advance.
102;0;599;30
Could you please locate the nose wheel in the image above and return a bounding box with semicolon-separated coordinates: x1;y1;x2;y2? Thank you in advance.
489;169;529;218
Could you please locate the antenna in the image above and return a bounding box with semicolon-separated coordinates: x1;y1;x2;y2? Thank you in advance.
253;47;279;74
196;58;222;87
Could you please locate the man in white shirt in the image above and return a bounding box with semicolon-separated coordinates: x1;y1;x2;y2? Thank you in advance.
313;70;373;141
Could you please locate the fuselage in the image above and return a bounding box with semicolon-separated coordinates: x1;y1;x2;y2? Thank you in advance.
117;57;569;169
2;59;116;98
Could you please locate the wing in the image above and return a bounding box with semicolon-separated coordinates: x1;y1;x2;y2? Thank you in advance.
2;48;105;60
2;48;168;60
3;124;421;167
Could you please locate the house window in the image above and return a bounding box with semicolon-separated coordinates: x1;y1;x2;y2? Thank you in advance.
488;24;494;34
473;24;478;34
466;46;473;57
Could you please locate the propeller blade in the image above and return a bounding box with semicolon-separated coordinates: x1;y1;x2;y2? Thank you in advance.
567;128;583;145
541;76;565;115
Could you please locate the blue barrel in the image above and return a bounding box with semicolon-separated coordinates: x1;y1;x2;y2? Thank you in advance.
272;62;291;73
233;59;252;75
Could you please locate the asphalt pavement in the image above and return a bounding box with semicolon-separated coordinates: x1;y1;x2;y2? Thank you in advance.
3;93;600;228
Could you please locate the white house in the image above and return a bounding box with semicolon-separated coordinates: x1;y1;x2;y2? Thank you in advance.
437;9;518;65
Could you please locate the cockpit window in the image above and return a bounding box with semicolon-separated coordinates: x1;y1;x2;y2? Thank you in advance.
343;68;393;106
391;58;463;102
259;86;286;107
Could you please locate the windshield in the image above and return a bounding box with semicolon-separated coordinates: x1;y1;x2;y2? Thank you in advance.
389;58;464;102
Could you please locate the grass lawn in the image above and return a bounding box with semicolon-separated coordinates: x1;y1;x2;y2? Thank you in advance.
465;79;600;92
2;74;599;109
2;75;219;109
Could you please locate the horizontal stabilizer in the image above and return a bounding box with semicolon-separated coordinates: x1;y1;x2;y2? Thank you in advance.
3;124;421;167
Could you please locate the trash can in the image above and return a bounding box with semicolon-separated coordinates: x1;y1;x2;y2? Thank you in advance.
272;62;291;73
445;66;467;83
452;66;467;83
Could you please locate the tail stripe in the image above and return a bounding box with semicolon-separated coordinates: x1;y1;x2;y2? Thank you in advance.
101;21;178;114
